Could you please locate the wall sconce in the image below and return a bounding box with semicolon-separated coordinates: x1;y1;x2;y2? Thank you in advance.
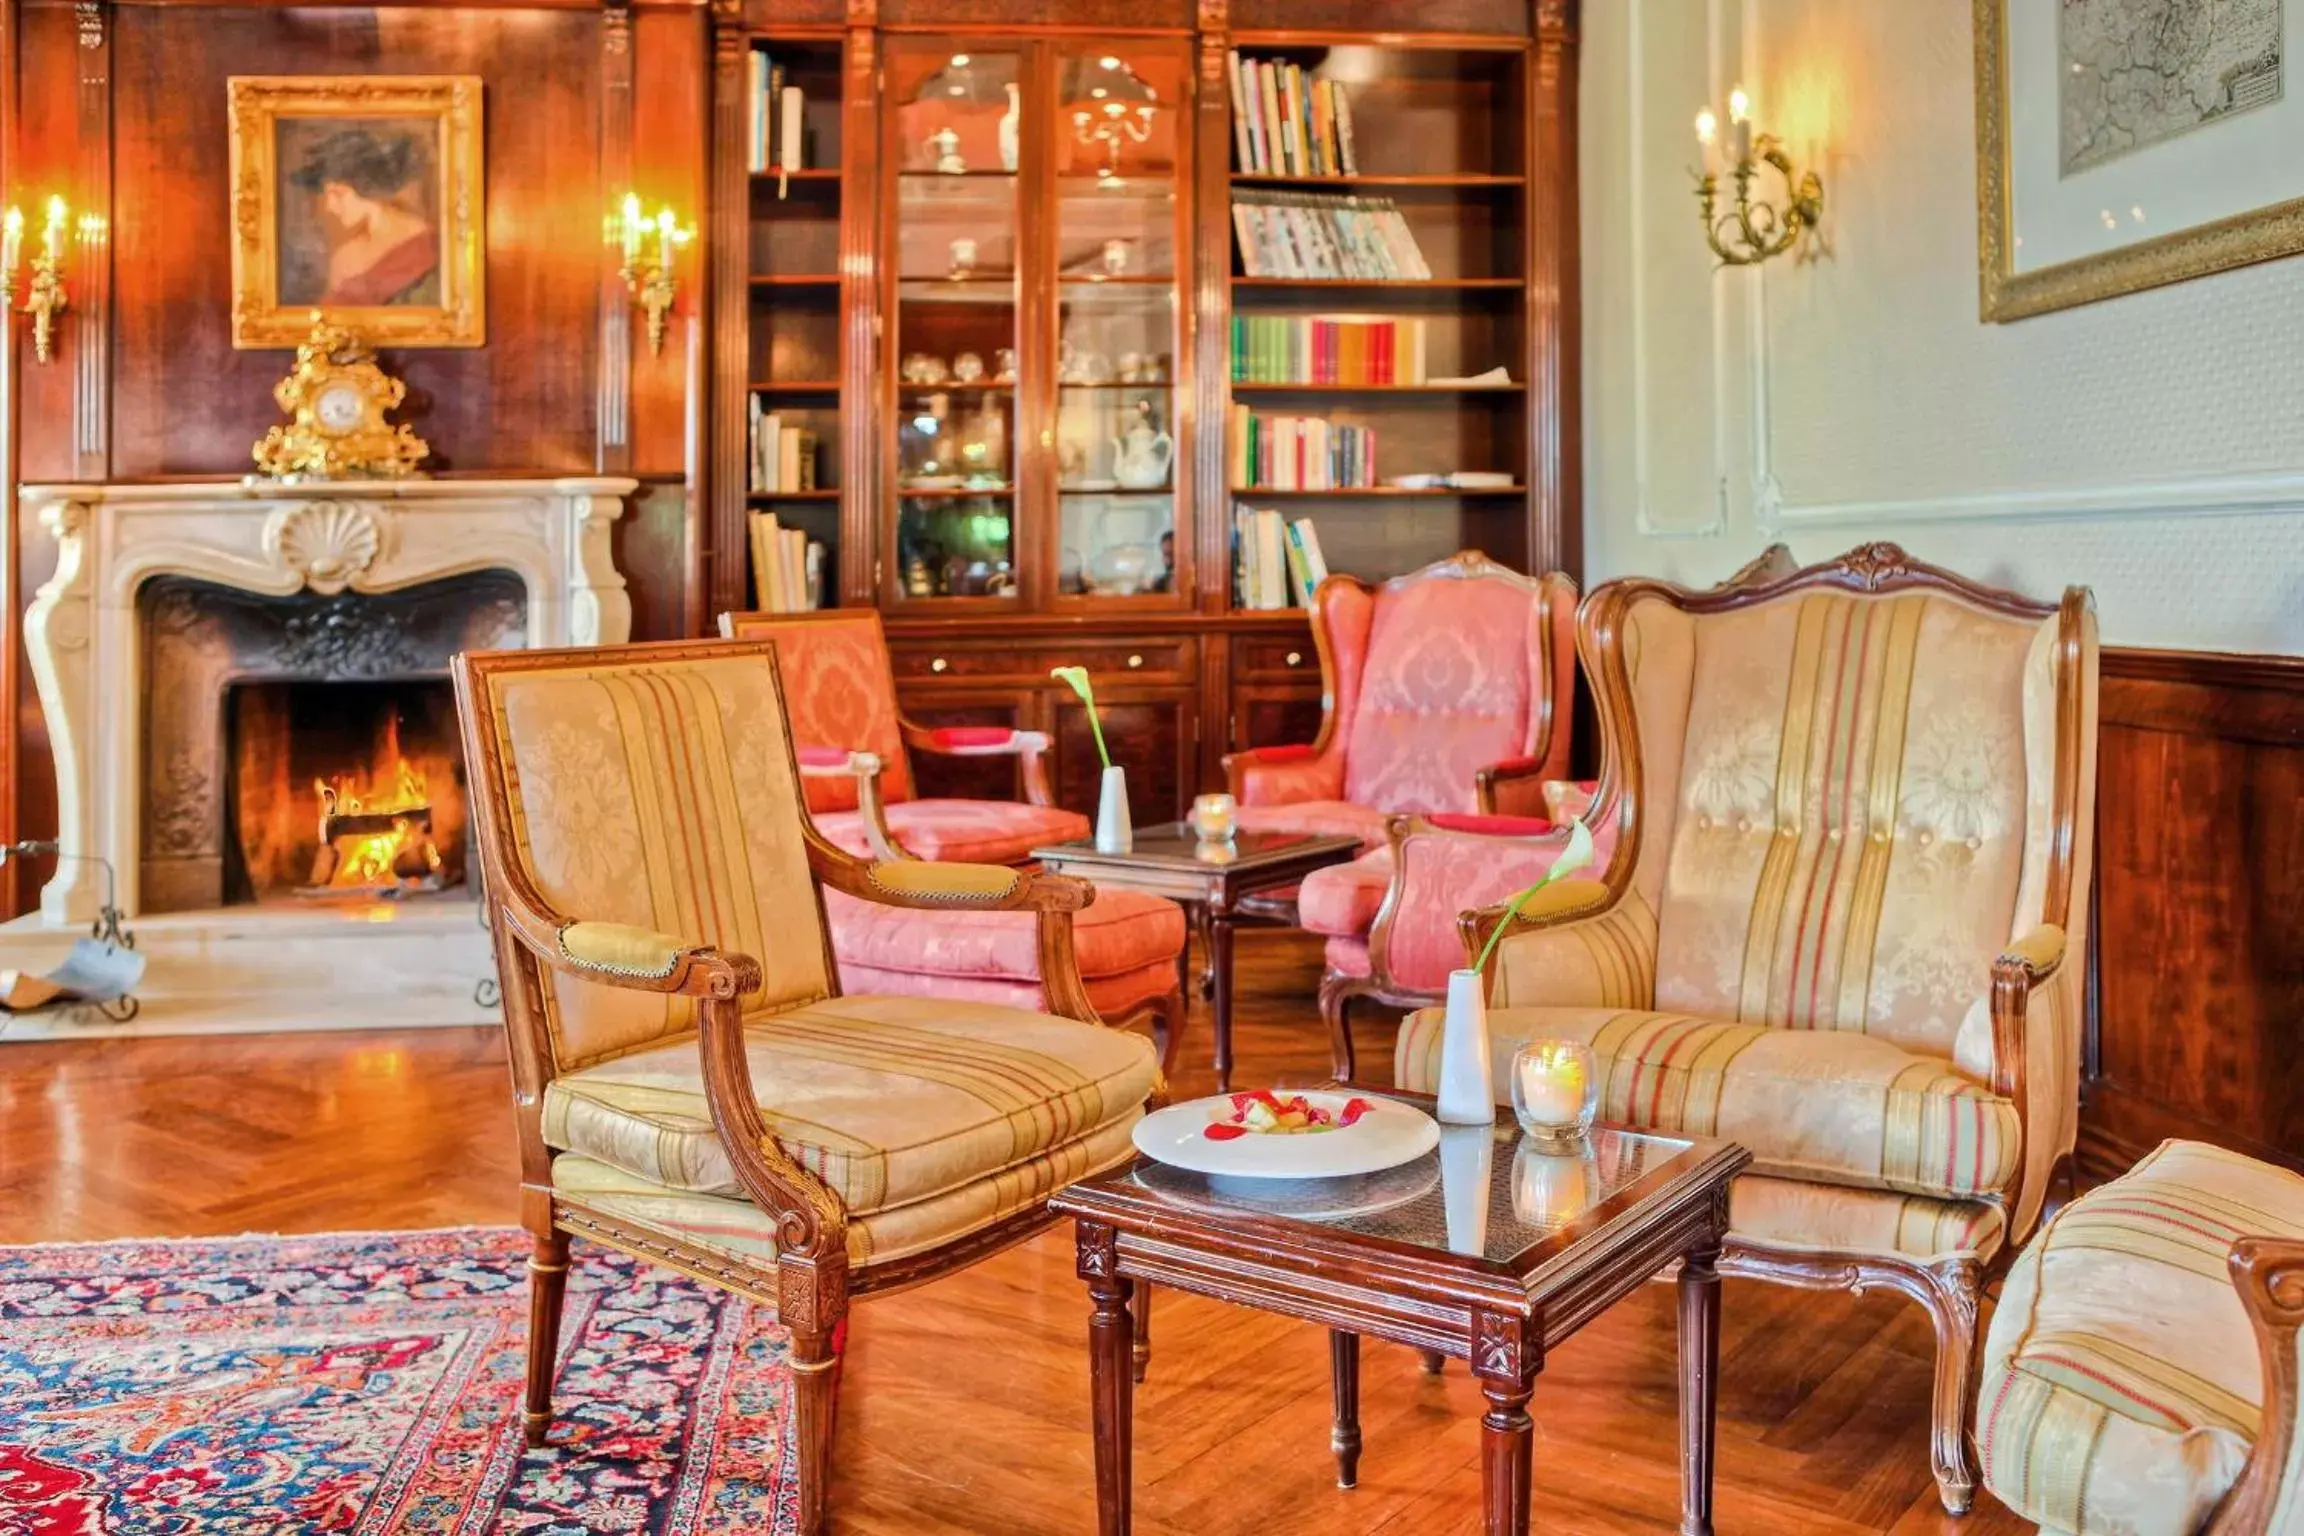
614;193;692;356
2;196;74;362
1692;87;1824;266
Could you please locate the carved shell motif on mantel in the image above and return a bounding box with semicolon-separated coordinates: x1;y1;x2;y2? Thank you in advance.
264;501;388;595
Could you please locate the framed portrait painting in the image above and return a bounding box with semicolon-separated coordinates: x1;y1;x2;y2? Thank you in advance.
1975;0;2304;320
227;75;484;348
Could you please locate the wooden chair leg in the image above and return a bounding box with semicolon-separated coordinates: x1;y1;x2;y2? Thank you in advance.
521;1229;572;1449
1419;1348;1447;1376
791;1326;842;1536
1319;971;1358;1082
1919;1258;1983;1517
1152;989;1185;1080
1131;1281;1153;1384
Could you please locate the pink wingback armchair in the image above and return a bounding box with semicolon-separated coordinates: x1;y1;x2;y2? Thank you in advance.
1221;552;1580;845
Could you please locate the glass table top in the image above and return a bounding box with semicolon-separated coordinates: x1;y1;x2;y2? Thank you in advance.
1033;822;1358;869
1119;1111;1697;1268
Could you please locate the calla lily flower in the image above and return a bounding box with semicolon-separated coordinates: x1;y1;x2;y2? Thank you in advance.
1050;665;1112;771
1473;817;1596;975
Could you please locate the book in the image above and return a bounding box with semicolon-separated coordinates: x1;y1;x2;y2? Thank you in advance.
1333;81;1359;175
1227;51;1255;176
779;86;805;173
748;52;770;174
1283;517;1330;604
1231;405;1378;490
1227;53;1358;177
747;513;822;611
1228;314;1431;386
1258;61;1286;181
1231;191;1432;281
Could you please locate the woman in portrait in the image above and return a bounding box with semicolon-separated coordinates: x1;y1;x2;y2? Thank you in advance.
282;126;442;308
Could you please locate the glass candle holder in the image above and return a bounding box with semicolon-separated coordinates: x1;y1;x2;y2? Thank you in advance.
1509;1039;1599;1150
1189;792;1238;844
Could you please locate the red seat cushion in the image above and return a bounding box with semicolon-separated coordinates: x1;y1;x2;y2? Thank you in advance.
814;800;1091;865
1297;849;1393;939
824;886;1184;983
1233;800;1389;849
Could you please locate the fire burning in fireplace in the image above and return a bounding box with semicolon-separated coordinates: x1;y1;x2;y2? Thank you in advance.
311;754;446;892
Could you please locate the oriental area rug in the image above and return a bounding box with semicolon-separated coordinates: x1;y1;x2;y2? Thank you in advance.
0;1228;796;1534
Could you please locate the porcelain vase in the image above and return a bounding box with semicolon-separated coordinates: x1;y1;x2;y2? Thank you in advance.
1438;1122;1496;1256
1434;968;1497;1124
1095;765;1132;854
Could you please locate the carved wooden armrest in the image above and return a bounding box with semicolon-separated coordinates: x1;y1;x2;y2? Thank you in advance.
1474;756;1555;818
1221;742;1340;806
1987;923;2066;1103
2208;1236;2304;1535
793;744;907;862
898;721;1057;806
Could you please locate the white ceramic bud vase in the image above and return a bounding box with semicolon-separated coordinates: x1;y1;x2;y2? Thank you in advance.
1434;967;1497;1124
1095;765;1132;853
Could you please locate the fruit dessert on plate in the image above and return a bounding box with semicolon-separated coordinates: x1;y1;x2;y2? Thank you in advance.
1204;1089;1375;1140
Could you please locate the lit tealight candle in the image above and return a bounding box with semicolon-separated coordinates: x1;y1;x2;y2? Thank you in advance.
1190;792;1238;844
1509;1038;1598;1149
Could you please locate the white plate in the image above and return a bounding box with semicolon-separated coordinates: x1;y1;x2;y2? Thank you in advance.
1131;1091;1440;1180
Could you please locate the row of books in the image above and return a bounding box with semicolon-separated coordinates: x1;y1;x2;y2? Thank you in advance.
1231;191;1432;282
1230;314;1429;386
1230;407;1377;491
748;512;826;612
1234;508;1330;610
748;401;822;495
1227;53;1360;178
746;52;807;175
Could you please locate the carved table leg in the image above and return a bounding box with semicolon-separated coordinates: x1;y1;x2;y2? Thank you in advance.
1677;1243;1722;1536
1475;1312;1541;1536
1190;902;1217;1001
1209;908;1237;1092
1329;1330;1362;1488
1131;1281;1152;1384
1082;1224;1135;1536
1419;1348;1447;1376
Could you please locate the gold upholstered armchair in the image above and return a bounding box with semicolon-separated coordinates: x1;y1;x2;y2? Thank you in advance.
453;638;1161;1535
1395;543;2099;1514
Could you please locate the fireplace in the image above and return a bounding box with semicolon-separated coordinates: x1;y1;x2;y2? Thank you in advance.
10;475;634;1037
139;571;521;914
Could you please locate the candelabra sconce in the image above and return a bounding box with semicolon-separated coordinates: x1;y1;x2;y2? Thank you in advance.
613;193;692;356
1692;87;1824;267
2;196;77;362
1072;54;1158;181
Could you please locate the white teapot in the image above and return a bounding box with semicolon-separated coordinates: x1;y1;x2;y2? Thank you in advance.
1111;402;1173;490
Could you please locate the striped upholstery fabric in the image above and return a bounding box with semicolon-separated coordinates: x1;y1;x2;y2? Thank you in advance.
542;992;1159;1216
488;655;834;1073
1730;1173;2006;1262
1490;890;1660;1012
1395;1004;2020;1202
552;1107;1139;1269
1980;1140;2304;1536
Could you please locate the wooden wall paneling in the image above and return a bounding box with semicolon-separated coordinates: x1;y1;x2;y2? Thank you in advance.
106;7;603;478
1525;0;1575;579
706;0;750;618
629;6;707;482
597;0;633;472
0;0;20;880
839;10;878;605
72;0;108;479
1229;0;1530;34
2081;648;2304;1177
1190;0;1229;614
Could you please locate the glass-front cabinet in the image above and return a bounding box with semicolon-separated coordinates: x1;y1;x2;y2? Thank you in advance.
881;38;1192;610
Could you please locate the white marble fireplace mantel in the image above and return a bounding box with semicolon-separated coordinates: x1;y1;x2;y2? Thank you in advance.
19;475;636;928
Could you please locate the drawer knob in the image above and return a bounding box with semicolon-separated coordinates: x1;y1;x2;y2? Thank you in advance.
1127;653;1144;669
930;657;948;674
1285;650;1303;667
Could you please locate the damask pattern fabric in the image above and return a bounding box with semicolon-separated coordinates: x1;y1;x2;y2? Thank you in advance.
822;885;1183;983
1488;890;1658;1012
1297;850;1393;938
489;656;833;1074
1651;592;2049;1061
553;1107;1139;1269
541;992;1158;1216
1340;576;1544;814
726;613;916;812
811;799;1089;865
1395;1004;2020;1202
1980;1140;2304;1536
1378;831;1614;993
1234;799;1391;848
834;956;1178;1021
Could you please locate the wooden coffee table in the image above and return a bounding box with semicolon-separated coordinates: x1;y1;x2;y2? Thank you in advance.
1033;823;1360;1091
1051;1106;1752;1536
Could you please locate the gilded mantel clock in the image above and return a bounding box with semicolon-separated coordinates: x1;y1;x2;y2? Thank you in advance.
251;314;431;481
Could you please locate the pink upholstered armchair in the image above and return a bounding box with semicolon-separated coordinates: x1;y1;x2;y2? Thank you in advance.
720;609;1090;865
1221;552;1579;846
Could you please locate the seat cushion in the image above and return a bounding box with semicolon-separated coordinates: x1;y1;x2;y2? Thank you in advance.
823;886;1183;982
1396;1005;2020;1202
1234;799;1389;848
1729;1174;2005;1263
813;799;1090;865
1981;1140;2304;1536
553;1107;1139;1270
541;993;1158;1217
836;958;1178;1023
1298;849;1393;938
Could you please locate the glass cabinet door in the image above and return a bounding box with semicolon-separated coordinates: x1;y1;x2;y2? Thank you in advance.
1052;44;1187;602
887;45;1023;603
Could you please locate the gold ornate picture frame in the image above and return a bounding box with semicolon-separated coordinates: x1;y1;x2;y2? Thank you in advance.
1975;0;2304;322
228;75;485;349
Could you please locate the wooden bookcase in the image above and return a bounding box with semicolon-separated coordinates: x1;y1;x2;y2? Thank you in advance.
708;0;1578;821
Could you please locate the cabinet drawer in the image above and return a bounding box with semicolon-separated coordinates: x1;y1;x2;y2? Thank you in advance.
1234;635;1319;682
890;638;1192;685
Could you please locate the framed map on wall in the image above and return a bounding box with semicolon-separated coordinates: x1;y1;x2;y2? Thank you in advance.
1976;0;2304;320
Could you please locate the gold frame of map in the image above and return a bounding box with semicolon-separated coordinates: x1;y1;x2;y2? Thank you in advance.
227;75;485;349
1975;0;2304;321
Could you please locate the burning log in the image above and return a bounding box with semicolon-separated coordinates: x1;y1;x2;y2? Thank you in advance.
303;769;450;895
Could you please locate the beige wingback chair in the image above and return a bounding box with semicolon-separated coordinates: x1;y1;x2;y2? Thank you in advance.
1395;543;2099;1514
454;637;1160;1535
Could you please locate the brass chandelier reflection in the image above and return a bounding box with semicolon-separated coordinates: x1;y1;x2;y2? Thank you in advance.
1692;87;1824;267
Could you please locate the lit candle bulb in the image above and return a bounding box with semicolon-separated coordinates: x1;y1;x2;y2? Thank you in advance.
42;195;66;264
1727;85;1753;165
2;207;21;279
655;207;677;268
1694;107;1717;174
620;193;643;264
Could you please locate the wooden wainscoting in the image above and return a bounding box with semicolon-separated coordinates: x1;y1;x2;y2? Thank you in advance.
2082;646;2304;1178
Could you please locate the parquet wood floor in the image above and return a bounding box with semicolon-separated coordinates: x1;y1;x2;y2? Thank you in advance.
0;928;2032;1534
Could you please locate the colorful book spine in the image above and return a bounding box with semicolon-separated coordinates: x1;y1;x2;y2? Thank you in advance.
1228;315;1429;385
1232;409;1377;491
1226;53;1357;176
1230;191;1431;281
